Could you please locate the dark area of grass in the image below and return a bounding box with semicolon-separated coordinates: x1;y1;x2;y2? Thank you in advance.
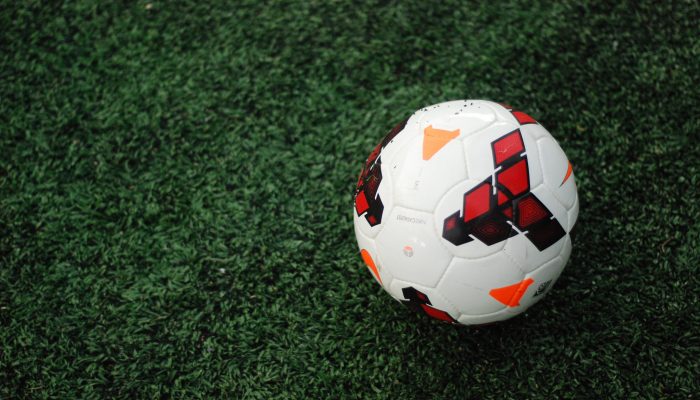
1;1;699;398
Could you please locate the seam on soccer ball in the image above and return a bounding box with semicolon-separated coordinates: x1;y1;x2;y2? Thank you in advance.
501;243;529;277
432;255;455;289
481;100;513;124
380;120;421;167
531;184;569;235
529;254;565;276
460;307;509;323
456;118;498;144
433;289;462;321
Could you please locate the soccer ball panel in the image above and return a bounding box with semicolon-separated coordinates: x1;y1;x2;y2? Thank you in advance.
537;136;577;210
483;100;521;124
503;231;561;274
354;224;394;288
375;206;453;288
391;133;468;212
437;253;524;315
519;120;551;140
520;127;544;189
377;114;422;167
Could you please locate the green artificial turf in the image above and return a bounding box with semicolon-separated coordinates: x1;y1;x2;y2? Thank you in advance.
1;1;699;398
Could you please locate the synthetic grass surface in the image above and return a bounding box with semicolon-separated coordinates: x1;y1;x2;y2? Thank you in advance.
1;1;699;398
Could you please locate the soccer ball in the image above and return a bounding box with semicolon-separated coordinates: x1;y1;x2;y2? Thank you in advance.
353;100;578;325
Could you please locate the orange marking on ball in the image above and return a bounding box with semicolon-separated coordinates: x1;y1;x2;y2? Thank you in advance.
561;161;574;186
489;278;534;307
360;249;382;285
422;125;460;160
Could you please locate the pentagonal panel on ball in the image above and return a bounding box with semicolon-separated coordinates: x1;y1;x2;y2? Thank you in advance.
375;207;452;288
437;253;524;316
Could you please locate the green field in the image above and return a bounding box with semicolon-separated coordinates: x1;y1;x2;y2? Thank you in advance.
1;1;699;398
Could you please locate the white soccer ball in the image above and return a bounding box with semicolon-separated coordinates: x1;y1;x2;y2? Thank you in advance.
353;100;579;325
